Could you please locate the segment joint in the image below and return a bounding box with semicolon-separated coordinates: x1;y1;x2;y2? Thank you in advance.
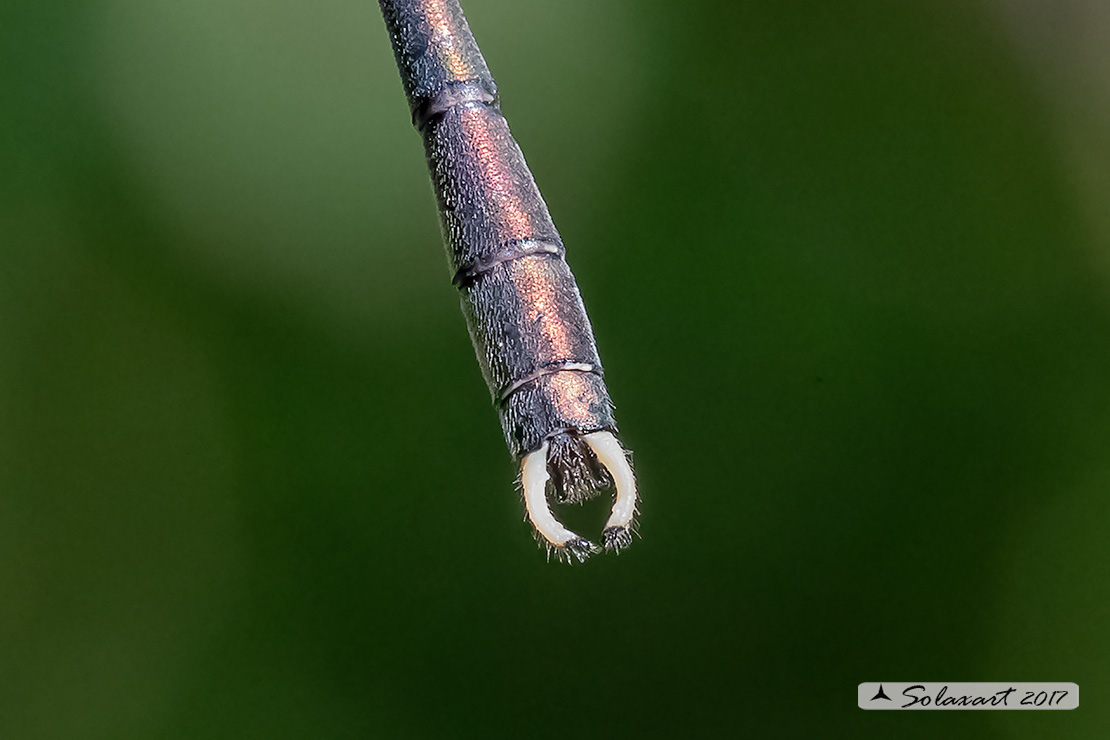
452;238;565;288
413;79;497;132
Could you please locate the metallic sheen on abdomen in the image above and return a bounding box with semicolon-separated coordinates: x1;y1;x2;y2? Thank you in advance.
381;0;617;458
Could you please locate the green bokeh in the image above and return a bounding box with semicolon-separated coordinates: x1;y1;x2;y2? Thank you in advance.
2;1;1107;737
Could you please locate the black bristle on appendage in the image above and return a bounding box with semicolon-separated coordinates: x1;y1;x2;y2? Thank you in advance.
559;537;600;564
602;526;634;553
527;525;599;564
546;432;613;504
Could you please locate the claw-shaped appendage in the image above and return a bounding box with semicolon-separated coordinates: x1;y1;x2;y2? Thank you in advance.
521;430;637;563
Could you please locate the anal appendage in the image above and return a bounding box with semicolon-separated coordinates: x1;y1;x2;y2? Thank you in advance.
521;430;637;563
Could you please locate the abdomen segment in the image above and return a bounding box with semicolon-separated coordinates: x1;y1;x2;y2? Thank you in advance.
379;0;637;561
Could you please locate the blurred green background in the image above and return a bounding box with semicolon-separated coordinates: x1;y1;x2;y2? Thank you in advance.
2;0;1108;737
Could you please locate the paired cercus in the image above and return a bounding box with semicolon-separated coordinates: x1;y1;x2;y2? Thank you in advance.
376;0;638;562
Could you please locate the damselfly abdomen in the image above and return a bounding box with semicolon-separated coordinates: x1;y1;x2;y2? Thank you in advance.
378;0;637;562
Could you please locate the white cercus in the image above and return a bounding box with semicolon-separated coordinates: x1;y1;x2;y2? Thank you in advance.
520;431;638;563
